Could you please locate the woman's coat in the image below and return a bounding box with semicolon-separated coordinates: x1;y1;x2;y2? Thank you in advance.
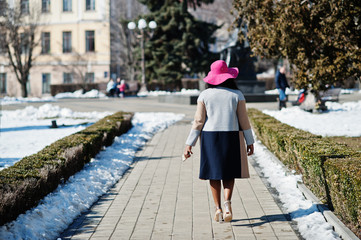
185;87;254;178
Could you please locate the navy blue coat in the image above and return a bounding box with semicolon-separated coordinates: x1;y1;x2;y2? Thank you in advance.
275;70;289;90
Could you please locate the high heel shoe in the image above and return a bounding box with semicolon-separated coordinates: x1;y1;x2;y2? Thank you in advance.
224;200;232;222
214;208;223;222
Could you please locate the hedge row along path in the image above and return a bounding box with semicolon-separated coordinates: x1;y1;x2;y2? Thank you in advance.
0;112;133;226
248;108;361;238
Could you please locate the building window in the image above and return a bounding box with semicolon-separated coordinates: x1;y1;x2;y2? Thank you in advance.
63;73;73;83
0;29;5;54
62;31;72;53
0;73;6;94
20;32;29;55
42;0;50;13
85;31;95;52
85;72;94;83
0;0;6;16
86;0;95;11
42;73;51;93
41;32;50;54
0;45;5;54
26;77;31;95
63;0;72;12
0;39;6;55
21;0;29;14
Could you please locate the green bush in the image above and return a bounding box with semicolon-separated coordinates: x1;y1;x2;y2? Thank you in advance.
248;108;361;238
0;112;133;225
324;156;361;236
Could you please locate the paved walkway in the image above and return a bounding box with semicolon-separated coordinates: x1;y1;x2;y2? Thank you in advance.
4;94;360;239
60;119;299;240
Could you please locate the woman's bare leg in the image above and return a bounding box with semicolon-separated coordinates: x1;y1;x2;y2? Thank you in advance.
222;179;235;221
222;179;235;201
209;180;222;209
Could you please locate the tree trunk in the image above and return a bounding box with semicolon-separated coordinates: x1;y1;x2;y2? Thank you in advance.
130;66;135;82
20;80;28;98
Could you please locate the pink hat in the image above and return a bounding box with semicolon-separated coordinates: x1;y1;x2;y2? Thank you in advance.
203;60;239;85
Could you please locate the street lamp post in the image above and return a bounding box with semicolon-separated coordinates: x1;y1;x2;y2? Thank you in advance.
128;19;157;93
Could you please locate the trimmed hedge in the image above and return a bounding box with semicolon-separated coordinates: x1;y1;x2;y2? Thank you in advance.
0;112;133;226
248;108;361;238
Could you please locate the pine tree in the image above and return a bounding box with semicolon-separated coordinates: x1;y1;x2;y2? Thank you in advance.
138;0;218;88
234;0;361;97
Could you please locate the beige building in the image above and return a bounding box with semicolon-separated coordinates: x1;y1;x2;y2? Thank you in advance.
0;0;111;97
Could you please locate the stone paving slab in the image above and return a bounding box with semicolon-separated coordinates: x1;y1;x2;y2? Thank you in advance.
60;120;299;240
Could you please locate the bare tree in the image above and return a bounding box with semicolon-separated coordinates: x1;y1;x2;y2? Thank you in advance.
0;2;41;97
52;49;94;88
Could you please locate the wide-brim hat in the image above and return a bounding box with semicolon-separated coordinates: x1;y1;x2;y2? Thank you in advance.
203;60;239;85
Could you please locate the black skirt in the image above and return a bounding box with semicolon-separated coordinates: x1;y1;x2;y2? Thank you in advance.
199;131;241;180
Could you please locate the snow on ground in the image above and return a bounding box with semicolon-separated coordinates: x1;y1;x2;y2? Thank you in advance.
264;88;361;95
265;88;299;95
256;68;275;79
0;112;184;240
137;88;200;97
0;89;106;105
340;89;361;94
1;88;200;105
0;104;113;170
263;101;361;137
252;140;340;240
54;89;106;99
0;96;56;105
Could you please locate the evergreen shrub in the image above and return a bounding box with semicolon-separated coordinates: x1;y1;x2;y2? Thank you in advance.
248;108;361;237
0;112;133;225
324;157;361;236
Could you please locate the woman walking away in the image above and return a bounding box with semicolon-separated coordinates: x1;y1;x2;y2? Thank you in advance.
183;60;254;222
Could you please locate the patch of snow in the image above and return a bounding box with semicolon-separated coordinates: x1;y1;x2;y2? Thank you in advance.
0;96;56;105
137;88;200;97
256;68;275;79
1;89;107;105
265;88;299;95
252;140;340;240
340;89;360;95
54;89;106;99
0;112;184;240
0;104;113;170
263;101;361;137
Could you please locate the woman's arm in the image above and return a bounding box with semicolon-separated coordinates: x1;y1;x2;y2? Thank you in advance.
183;101;206;159
237;100;255;155
185;101;206;146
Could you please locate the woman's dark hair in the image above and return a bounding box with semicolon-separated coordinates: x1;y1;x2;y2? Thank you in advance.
206;78;239;90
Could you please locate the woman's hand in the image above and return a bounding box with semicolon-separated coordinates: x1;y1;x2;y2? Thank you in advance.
183;145;193;160
247;144;254;156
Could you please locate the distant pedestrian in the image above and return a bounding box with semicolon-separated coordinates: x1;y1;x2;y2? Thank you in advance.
275;66;290;110
106;79;117;97
115;78;121;97
183;60;255;223
118;80;126;98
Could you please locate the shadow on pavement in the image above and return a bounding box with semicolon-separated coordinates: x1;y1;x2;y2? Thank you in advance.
232;213;291;227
